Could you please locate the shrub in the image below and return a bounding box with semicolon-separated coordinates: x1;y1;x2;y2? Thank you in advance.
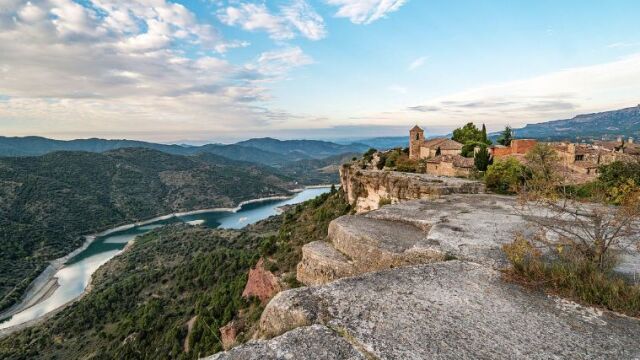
378;197;392;207
395;157;418;173
474;145;491;171
503;235;640;317
485;158;528;194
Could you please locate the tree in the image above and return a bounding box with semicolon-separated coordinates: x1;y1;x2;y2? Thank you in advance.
474;145;491;171
485;158;528;194
481;123;488;144
452;122;487;144
497;126;513;146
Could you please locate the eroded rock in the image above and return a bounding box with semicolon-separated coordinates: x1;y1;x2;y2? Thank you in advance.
340;165;485;213
206;325;367;360
256;261;640;359
296;241;356;286
242;258;281;304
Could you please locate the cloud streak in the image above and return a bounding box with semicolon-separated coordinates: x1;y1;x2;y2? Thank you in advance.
325;0;407;24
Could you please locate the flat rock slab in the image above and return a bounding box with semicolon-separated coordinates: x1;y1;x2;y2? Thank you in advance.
297;241;356;286
258;261;640;359
207;325;366;360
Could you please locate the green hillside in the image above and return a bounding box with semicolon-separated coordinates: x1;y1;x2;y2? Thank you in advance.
0;148;295;313
0;190;350;360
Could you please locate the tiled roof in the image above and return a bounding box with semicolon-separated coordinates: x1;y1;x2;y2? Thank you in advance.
422;138;463;150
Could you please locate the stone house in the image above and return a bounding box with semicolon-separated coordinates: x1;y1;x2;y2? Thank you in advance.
409;125;463;160
425;155;475;177
489;139;538;158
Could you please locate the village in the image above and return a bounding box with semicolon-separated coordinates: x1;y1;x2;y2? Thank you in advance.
389;124;640;184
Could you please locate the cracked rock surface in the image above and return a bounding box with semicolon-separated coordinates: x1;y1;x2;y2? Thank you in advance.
255;261;640;359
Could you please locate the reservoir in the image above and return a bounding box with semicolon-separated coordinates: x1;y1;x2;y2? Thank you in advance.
0;187;331;330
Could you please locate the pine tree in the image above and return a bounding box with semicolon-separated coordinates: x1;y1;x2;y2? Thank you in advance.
481;124;489;144
474;145;491;171
497;126;513;146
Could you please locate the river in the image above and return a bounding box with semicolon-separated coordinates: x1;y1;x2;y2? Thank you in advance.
0;187;331;331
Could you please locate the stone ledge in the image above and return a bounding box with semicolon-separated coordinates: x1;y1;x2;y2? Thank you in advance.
255;261;640;359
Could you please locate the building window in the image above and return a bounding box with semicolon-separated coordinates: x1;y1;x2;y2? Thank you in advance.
575;154;584;161
415;133;420;140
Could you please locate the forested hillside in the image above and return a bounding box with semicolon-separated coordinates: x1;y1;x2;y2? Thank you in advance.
0;148;295;313
0;190;350;359
0;136;366;167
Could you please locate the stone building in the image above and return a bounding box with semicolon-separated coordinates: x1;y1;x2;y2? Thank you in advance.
425;155;475;177
489;139;538;158
409;126;463;160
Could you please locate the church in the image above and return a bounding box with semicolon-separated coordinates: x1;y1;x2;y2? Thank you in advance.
409;125;463;160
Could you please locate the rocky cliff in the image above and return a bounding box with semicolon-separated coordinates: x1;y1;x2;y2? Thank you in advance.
339;164;485;213
209;194;640;359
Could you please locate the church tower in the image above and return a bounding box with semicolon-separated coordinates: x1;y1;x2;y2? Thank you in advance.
409;125;424;160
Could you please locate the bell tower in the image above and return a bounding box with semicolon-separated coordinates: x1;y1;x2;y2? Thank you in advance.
409;125;424;160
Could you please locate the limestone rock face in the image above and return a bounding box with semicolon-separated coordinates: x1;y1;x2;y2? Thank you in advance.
241;258;281;304
254;261;640;359
297;194;639;286
206;325;366;360
296;241;356;286
339;165;485;213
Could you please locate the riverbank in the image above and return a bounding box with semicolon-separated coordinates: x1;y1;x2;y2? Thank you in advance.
0;187;332;337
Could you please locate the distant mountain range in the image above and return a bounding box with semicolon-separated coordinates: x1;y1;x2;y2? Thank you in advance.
0;136;369;166
505;105;640;141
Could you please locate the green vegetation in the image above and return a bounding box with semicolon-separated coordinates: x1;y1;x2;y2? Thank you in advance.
503;236;640;317
502;147;640;317
496;126;513;146
484;158;528;194
452;122;492;158
0;189;351;359
0;148;294;313
452;122;491;148
473;146;491;171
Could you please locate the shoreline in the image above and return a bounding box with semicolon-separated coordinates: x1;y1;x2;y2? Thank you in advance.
0;186;333;337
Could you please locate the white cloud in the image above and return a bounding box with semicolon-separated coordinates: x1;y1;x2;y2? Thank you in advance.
401;54;640;129
408;56;427;71
326;0;407;24
218;1;325;41
255;47;314;76
0;0;317;140
17;1;46;22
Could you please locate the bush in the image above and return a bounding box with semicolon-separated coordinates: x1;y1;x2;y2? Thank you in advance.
378;197;392;207
485;158;528;194
395;157;418;173
503;235;640;317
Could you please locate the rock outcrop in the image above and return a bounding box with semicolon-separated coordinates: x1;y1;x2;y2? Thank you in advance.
340;164;485;213
213;261;640;359
206;325;366;360
297;194;640;286
241;258;281;304
212;191;640;359
219;320;241;351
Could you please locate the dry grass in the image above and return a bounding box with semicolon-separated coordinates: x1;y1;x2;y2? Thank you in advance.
503;235;640;317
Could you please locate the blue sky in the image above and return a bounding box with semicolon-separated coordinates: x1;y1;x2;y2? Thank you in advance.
1;0;640;142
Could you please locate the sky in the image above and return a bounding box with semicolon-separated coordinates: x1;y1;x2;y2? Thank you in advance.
1;0;640;143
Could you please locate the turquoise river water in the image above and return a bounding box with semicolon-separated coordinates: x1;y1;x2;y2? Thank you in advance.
0;187;330;330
